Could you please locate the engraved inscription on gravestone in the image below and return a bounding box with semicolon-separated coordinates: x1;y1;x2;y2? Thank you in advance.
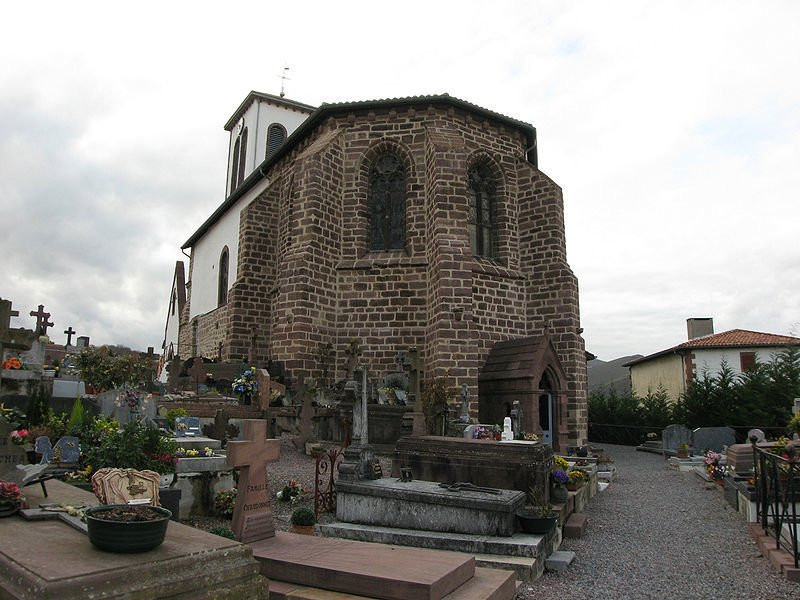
0;418;27;477
226;419;280;543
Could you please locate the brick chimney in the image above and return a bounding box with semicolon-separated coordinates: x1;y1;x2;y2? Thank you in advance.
687;318;714;340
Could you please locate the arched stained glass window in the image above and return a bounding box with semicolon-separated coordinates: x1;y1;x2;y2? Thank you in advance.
218;246;229;306
468;164;496;258
230;139;241;195
368;153;405;251
267;123;287;158
237;128;248;187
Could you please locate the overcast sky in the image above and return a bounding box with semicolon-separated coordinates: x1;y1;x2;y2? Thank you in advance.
1;1;798;361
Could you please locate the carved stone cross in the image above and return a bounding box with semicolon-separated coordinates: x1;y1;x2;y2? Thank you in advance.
1;299;19;332
187;359;208;394
256;368;285;410
226;419;280;543
64;326;76;346
29;305;53;336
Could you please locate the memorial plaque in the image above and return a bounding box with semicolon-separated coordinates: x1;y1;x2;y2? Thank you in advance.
175;416;201;437
0;418;26;477
91;467;161;506
226;419;280;543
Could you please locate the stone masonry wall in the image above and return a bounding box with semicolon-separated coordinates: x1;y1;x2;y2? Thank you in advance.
186;101;587;442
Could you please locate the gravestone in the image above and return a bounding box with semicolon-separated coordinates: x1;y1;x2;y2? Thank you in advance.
175;416;201;437
29;304;54;336
97;389;131;424
747;428;766;443
35;436;54;464
91;467;161;506
226;419;280;543
256;368;285;409
662;424;692;455
692;427;736;452
139;393;157;420
0;418;26;477
293;383;315;451
52;437;80;465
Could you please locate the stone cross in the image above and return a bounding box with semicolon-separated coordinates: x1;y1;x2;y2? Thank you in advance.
406;346;426;435
352;367;369;445
226;419;280;543
187;359;208;394
1;299;19;331
344;339;362;380
64;326;76;346
29;305;54;336
256;368;285;410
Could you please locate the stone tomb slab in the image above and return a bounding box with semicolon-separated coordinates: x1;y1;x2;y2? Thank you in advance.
0;417;26;477
336;478;525;537
251;531;475;600
0;480;267;600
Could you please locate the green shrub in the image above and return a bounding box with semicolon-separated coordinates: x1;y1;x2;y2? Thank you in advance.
165;408;188;430
26;384;51;427
290;506;315;526
208;525;236;539
82;419;177;474
214;488;237;518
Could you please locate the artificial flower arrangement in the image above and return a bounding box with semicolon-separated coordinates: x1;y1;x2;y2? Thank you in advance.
10;429;29;446
175;447;215;458
64;465;93;484
471;425;501;440
0;481;23;510
276;479;308;503
232;368;258;400
1;357;22;370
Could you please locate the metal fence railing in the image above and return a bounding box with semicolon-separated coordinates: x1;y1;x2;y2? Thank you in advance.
753;443;799;568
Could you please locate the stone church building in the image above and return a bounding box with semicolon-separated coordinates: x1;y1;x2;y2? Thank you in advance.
166;91;588;447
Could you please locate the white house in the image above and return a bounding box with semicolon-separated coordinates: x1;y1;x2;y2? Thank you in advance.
625;318;800;401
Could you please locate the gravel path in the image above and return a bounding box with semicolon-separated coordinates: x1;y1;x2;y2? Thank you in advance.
519;443;798;600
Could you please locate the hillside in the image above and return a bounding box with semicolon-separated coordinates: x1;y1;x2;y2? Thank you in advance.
587;355;642;395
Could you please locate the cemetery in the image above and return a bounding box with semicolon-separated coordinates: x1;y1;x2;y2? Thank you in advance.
3;294;800;598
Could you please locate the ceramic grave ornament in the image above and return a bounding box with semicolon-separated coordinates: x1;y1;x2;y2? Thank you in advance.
91;468;161;506
502;417;513;441
226;419;280;543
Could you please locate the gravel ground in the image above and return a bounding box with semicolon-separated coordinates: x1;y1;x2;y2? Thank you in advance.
187;439;798;599
519;444;798;600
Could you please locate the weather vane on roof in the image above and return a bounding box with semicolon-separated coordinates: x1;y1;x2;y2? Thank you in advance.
279;66;290;98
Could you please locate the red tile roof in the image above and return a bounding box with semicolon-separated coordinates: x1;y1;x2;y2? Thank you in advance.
624;329;800;367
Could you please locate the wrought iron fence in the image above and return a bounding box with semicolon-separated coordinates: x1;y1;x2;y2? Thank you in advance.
753;443;799;568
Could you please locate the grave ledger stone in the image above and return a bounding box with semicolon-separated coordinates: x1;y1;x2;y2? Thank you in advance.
226;419;280;543
662;424;692;455
692;426;736;453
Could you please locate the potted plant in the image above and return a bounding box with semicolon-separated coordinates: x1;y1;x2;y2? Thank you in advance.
566;469;587;491
0;481;23;517
676;442;690;459
550;470;569;503
517;486;558;534
290;506;316;534
84;504;172;552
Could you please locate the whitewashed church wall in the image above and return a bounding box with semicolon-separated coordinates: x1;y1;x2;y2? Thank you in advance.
189;179;272;319
227;100;310;193
693;347;786;378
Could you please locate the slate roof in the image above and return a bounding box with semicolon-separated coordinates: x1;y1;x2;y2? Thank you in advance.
623;329;800;367
182;94;538;249
224;91;316;131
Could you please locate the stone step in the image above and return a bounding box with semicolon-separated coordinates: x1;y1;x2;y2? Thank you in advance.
544;550;575;573
251;532;475;600
317;522;552;558
473;553;541;582
564;513;588;539
268;567;517;600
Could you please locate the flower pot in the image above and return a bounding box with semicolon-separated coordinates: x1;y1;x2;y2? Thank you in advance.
676;449;689;459
0;501;20;518
517;511;558;534
566;481;583;492
85;504;171;553
550;485;568;504
290;525;315;535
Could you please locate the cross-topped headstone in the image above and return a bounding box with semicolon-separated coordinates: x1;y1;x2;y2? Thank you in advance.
460;383;471;423
1;299;19;331
29;305;54;336
226;419;280;543
187;359;208;394
344;339;362;380
406;346;426;435
64;326;76;346
256;368;285;410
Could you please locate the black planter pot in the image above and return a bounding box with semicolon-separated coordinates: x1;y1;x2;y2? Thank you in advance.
517;511;558;534
85;505;171;553
159;488;181;522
